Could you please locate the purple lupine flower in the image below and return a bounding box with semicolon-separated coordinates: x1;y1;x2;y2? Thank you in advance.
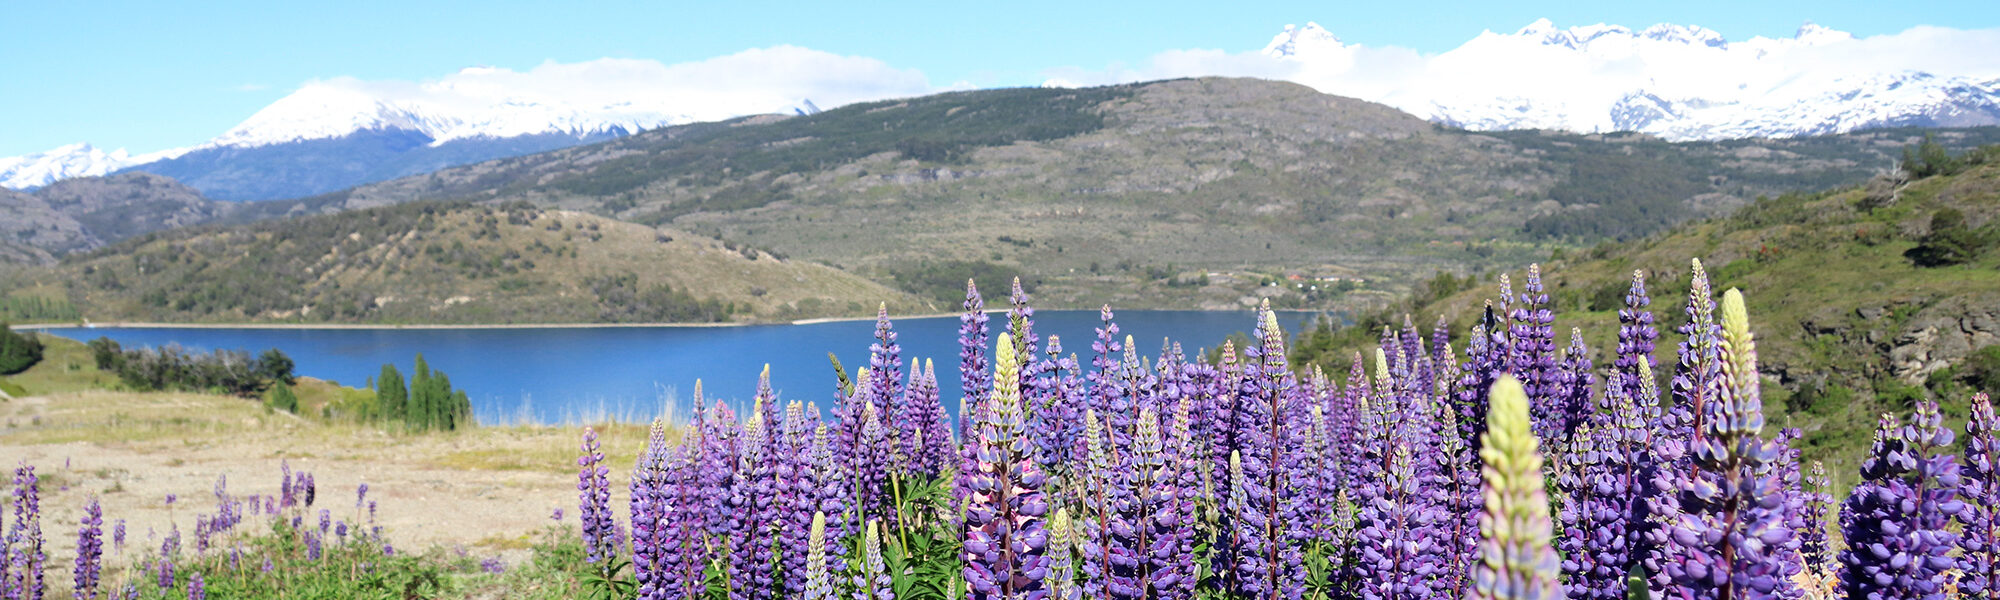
155;557;173;589
1962;393;2000;598
1085;305;1127;450
481;557;506;574
868;305;907;456
356;483;368;508
1800;460;1834;573
806;424;851;583
161;525;179;558
551;507;563;522
694;396;741;564
1157;387;1202;600
1658;287;1797;600
1506;266;1562;448
1841;399;1964;600
1429;379;1481;598
576;426;615;564
777;401;825;599
185;573;203;600
1561;423;1629;600
1554;328;1594;440
301;473;315;508
1615;270;1659;401
728;410;779;600
113;519;125;555
629;421;673;600
9;463;48;600
829;365;874;532
1025;336;1081;505
1667;259;1721;446
1075;409;1131;599
1352;352;1447;600
75;497;103;600
1454;302;1507;460
902;360;955;478
959;279;992;438
318;509;331;536
1767;428;1809;589
660;426;710;600
960;332;1049;600
305;530;322;561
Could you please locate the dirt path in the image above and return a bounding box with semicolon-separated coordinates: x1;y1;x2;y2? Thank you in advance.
1;390;657;567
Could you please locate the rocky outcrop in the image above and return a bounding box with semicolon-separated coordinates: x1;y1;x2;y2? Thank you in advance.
1889;294;2000;382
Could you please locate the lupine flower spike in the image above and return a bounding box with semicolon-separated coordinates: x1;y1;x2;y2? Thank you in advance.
1469;376;1563;600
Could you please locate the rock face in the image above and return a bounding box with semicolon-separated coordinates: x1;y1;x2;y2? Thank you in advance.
1890;294;2000;382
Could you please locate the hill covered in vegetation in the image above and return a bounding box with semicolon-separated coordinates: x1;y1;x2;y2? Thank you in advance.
1292;143;2000;479
8;201;927;324
276;77;2000;310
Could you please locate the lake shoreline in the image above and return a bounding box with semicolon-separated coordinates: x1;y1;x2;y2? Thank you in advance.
15;307;1298;331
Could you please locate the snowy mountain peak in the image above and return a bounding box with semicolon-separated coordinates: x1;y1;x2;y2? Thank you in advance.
1270;19;2000;141
1;143;137;189
1640;23;1727;47
1795;22;1855;45
1263;22;1343;58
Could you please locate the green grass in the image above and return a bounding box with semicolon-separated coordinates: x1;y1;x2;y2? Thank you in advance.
1292;152;2000;491
0;332;116;396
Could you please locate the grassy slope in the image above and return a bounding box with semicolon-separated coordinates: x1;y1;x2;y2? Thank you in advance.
1;335;667;596
302;77;2000;312
1295;157;2000;491
28;201;928;324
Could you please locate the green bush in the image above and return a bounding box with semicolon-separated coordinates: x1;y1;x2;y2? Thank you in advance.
1969;345;2000;397
0;323;44;375
266;382;300;414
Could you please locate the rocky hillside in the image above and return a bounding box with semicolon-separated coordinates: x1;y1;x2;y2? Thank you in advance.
0;173;229;261
31;201;928;324
1293;146;2000;478
283;78;2000;309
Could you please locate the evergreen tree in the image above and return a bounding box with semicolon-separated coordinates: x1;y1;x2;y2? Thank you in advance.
378;364;407;425
432;370;456;432
409;355;433;430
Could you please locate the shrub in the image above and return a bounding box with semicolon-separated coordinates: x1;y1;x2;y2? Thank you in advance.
0;322;44;375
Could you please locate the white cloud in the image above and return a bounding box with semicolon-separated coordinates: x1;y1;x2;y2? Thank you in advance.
233;83;269;92
209;47;941;147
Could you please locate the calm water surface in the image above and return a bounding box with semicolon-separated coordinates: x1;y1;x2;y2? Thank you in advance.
40;310;1325;425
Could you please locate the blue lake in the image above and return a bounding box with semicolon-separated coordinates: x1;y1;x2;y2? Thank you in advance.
38;310;1326;425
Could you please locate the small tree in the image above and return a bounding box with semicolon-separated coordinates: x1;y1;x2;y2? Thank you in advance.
267;382;300;414
255;348;296;385
0;322;44;375
1908;208;1988;267
377;364;407;424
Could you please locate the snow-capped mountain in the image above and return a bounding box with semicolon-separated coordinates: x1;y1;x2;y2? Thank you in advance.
3;49;927;199
197;69;684;150
0;143;186;190
1263;19;2000;140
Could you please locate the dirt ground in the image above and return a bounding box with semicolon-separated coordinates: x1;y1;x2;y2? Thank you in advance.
0;388;657;569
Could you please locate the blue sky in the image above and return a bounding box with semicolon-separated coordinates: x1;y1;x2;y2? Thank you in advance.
4;0;1996;156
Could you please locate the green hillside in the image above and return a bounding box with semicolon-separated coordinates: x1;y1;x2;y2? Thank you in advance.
295;77;2000;311
16;201;929;324
1292;143;2000;483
